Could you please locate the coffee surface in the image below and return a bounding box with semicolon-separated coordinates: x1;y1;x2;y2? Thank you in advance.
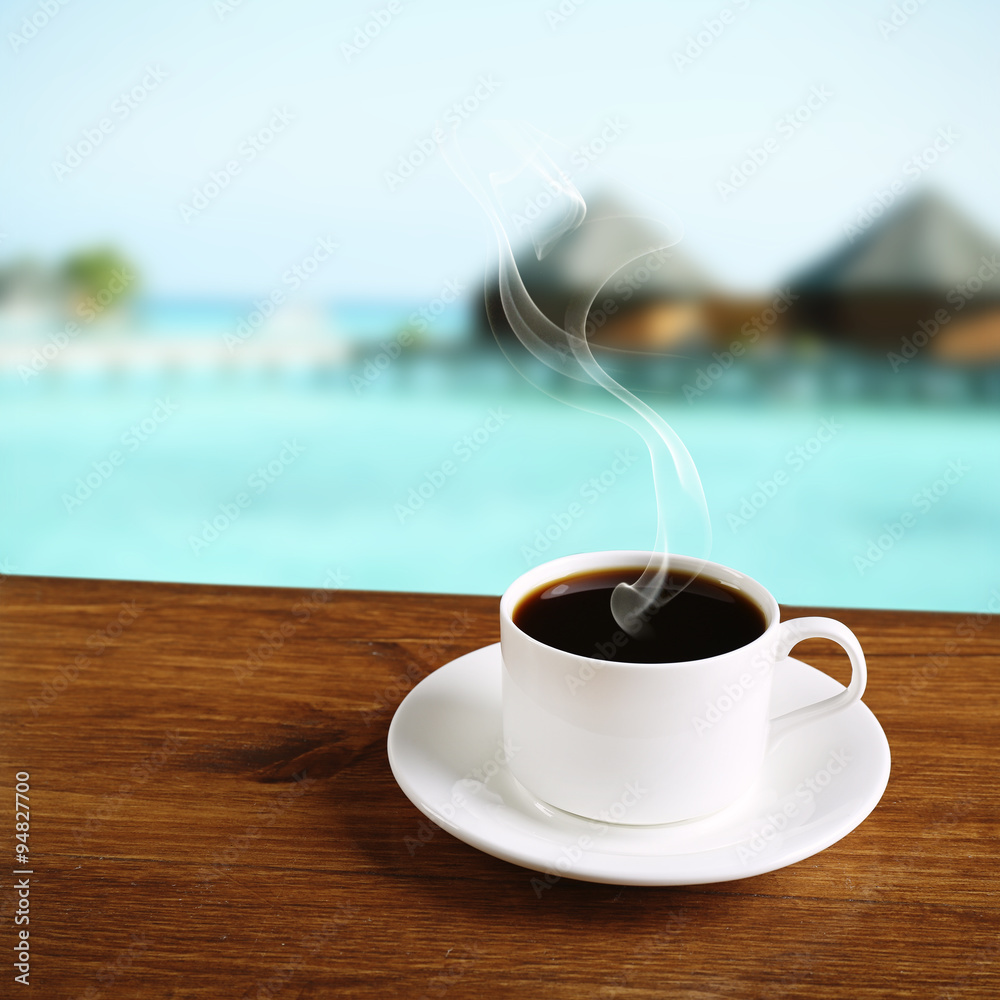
513;567;766;663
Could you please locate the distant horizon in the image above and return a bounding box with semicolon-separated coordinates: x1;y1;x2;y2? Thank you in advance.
6;183;1000;308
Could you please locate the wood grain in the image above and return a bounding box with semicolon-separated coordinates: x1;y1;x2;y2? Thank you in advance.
1;574;998;998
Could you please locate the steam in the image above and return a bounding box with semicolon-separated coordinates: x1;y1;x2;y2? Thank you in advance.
444;124;711;633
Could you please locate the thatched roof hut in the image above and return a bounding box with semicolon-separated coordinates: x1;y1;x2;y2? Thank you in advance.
481;193;715;353
787;190;1000;359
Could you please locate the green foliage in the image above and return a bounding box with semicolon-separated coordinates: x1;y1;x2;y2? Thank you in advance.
59;247;139;307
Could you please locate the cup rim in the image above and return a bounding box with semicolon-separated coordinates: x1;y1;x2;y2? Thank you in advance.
500;550;780;667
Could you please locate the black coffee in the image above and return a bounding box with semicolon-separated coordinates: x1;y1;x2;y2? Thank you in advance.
513;567;766;663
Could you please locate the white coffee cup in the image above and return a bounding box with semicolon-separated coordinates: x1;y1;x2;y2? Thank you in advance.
499;551;867;825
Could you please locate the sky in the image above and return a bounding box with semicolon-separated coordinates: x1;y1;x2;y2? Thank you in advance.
2;0;999;302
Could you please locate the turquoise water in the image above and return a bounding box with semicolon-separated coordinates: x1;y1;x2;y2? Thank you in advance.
1;359;997;613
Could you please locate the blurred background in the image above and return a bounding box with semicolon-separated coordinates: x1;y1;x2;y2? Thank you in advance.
1;0;998;612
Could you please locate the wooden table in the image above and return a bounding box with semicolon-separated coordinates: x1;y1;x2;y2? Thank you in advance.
1;575;998;998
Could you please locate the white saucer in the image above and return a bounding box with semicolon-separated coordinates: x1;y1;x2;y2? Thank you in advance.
387;643;891;886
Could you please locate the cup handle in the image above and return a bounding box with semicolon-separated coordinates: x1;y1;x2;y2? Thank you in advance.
768;617;867;744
